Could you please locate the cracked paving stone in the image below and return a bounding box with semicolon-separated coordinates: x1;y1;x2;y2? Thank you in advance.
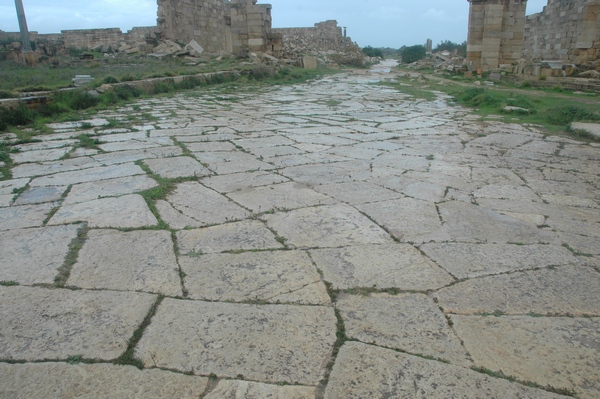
12;186;67;206
29;163;145;187
312;181;402;205
180;250;329;305
452;315;600;399
0;363;208;399
420;243;578;279
0;286;156;361
135;299;336;385
48;194;157;228
63;175;158;205
437;201;559;244
0;225;81;285
176;220;284;254
143;156;211;179
309;244;454;290
262;204;394;248
356;198;444;243
324;342;569;399
193;151;273;174
164;182;249;226
68;229;182;296
200;171;289;194
337;293;470;366
227;182;335;213
436;265;600;316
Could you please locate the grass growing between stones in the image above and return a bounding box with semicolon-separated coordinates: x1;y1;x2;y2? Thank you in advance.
471;366;577;397
382;75;600;141
0;281;19;286
115;296;164;369
54;224;89;288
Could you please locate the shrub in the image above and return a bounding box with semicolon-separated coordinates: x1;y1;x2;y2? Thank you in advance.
363;46;384;58
249;66;273;80
103;76;119;84
545;106;600;125
401;45;427;64
0;105;37;131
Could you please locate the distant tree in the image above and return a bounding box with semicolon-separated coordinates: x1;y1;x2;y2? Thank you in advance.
401;45;426;64
362;46;384;58
434;40;467;57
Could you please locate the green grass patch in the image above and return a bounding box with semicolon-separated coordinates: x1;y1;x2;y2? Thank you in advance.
54;224;89;287
0;281;19;287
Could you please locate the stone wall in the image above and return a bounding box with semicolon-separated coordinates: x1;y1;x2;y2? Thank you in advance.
467;0;528;72
273;20;352;56
524;0;600;64
156;0;281;55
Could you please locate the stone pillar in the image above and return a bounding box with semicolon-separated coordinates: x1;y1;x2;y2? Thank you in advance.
14;0;33;53
426;38;433;53
467;0;528;72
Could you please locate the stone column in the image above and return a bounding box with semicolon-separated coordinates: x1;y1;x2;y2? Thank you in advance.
467;0;528;72
14;0;33;53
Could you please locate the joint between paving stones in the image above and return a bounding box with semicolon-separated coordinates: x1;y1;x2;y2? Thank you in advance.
114;295;164;369
54;223;90;288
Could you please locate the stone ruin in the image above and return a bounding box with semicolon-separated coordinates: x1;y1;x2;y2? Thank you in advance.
467;0;600;74
1;0;363;66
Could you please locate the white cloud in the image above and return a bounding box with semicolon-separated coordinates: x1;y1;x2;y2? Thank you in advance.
423;8;446;20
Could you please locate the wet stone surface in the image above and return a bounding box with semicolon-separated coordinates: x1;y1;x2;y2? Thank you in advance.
1;61;599;397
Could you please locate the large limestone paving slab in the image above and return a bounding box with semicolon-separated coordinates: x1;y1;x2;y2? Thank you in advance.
62;175;158;205
91;146;183;166
227;182;335;213
193;151;273;174
0;286;156;361
324;342;568;399
10;147;71;164
29;163;145;187
143;156;211;179
420;243;578;279
176;220;283;254
356;198;444;243
164;182;249;227
0;363;209;399
48;194;157;228
135;299;337;385
0;225;81;285
200;171;288;193
0;202;57;231
180;251;329;305
312;181;403;205
204;380;316;399
337;293;470;366
262;204;394;248
68;229;182;296
11;156;101;179
452;315;600;398
12;186;66;205
436;265;600;316
437;201;559;244
309;244;454;290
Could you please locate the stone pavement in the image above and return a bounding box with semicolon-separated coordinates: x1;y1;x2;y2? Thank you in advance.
1;60;599;398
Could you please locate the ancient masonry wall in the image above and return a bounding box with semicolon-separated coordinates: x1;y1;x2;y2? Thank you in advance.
0;27;158;50
156;0;281;55
523;0;600;64
273;20;350;54
467;0;528;72
157;0;231;53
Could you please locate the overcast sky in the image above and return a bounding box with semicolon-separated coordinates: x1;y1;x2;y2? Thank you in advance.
1;0;549;48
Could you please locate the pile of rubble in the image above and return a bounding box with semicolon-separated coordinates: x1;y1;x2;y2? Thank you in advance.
403;51;466;74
